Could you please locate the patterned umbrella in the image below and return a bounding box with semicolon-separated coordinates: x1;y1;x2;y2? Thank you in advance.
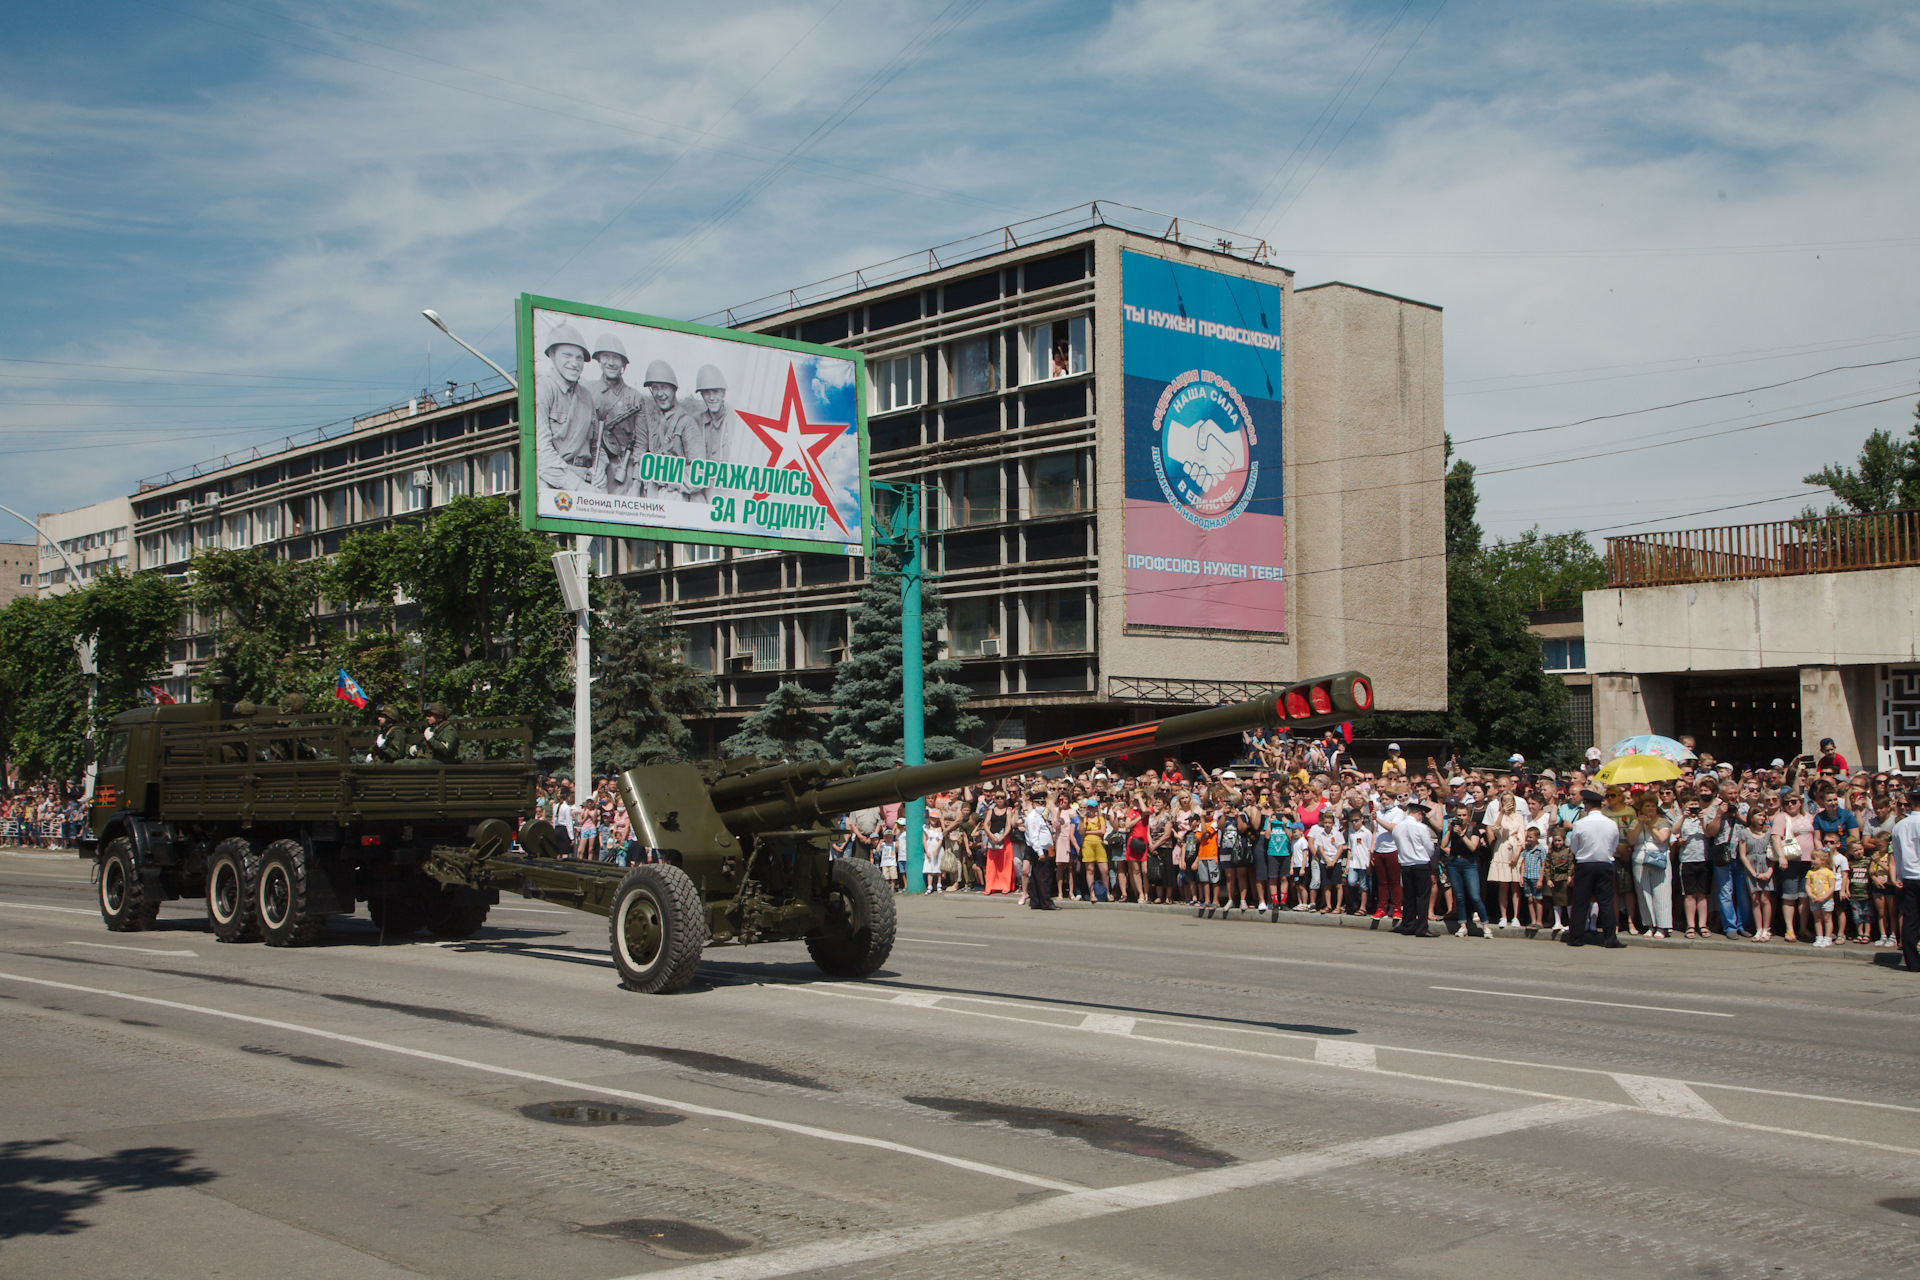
1605;734;1696;763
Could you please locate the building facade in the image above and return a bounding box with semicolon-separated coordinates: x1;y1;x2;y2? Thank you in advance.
35;496;133;596
0;541;35;606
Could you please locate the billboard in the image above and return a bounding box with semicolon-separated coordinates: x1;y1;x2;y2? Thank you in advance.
1121;251;1285;634
517;294;870;555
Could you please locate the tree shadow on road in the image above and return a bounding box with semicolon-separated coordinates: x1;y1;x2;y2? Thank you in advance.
0;1139;215;1239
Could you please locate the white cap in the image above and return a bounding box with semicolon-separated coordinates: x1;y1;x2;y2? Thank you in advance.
1509;753;1525;764
1388;743;1400;751
1585;746;1602;760
1770;758;1785;768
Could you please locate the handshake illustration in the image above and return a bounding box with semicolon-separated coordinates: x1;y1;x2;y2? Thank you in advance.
1165;417;1245;493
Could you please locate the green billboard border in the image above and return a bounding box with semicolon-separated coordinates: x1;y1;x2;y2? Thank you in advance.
516;292;873;558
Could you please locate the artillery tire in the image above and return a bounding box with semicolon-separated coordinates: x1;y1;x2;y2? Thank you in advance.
99;838;159;933
807;858;896;979
206;838;261;943
423;895;490;941
257;839;328;948
366;892;429;940
608;864;706;994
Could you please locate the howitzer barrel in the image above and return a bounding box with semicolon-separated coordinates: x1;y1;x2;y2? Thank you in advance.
707;757;854;807
716;670;1374;832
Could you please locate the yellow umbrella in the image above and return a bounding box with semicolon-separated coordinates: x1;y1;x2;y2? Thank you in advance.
1594;755;1684;786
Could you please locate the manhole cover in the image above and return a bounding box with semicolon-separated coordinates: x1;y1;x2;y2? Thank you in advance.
574;1217;753;1258
519;1100;682;1127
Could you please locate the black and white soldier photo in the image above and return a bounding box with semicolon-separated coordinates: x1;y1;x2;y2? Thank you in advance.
589;332;646;496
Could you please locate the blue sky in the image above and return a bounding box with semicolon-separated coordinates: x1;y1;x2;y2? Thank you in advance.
2;0;1915;543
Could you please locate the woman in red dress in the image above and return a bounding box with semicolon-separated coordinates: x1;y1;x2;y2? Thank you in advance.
981;791;1017;894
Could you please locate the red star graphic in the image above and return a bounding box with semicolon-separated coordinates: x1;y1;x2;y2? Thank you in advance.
735;366;852;537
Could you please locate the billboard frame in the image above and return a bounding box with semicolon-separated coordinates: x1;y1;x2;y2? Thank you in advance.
515;292;873;558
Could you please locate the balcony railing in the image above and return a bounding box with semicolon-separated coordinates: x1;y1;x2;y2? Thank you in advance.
1606;508;1920;588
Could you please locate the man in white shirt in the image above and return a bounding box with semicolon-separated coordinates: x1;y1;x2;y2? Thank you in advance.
1371;796;1405;922
1391;799;1440;937
1566;788;1627;949
1890;787;1920;971
1023;793;1058;911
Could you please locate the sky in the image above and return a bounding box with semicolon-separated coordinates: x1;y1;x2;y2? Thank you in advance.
2;0;1916;546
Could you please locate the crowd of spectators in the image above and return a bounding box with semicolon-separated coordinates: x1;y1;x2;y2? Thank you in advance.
0;783;85;850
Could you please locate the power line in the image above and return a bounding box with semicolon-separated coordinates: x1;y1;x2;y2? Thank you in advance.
1445;330;1920;395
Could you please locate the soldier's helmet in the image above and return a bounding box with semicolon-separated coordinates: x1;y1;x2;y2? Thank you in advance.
280;693;307;714
376;704;399;721
643;359;679;387
591;333;628;362
694;364;727;392
426;702;451;720
232;700;257;717
544;323;590;357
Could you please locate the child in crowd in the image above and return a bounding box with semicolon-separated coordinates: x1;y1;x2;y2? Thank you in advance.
1522;829;1549;931
1806;843;1838;948
1545;833;1574;938
1344;809;1372;918
879;821;902;892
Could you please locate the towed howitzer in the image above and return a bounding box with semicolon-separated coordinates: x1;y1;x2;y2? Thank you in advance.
424;671;1374;993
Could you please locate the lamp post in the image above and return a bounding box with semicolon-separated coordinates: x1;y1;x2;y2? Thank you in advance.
421;310;518;388
873;482;927;893
552;549;592;797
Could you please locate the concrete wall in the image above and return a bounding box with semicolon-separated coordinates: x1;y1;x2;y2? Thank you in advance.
36;495;133;596
0;541;35;607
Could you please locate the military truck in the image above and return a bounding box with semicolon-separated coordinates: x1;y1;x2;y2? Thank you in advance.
424;671;1375;994
85;701;534;945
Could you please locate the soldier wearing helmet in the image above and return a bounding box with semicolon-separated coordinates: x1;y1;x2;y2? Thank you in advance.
639;360;697;498
408;702;461;764
589;333;646;495
681;363;739;499
535;321;599;492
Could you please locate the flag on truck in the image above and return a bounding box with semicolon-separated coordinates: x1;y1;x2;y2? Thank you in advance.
335;669;369;709
146;685;176;705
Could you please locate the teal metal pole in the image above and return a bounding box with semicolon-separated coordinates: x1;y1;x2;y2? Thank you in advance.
901;484;927;893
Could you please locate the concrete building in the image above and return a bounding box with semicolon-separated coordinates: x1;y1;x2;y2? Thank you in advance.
1586;507;1920;771
0;541;35;607
1528;606;1593;752
35;497;133;595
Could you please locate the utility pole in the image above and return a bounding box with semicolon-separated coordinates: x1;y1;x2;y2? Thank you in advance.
873;482;928;893
551;546;592;793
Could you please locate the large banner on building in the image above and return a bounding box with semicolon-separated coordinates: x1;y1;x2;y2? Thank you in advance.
517;294;870;555
1121;252;1285;634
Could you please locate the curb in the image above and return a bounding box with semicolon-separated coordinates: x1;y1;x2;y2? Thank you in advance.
983;892;1899;964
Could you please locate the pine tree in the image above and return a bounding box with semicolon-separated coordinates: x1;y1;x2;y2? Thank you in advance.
721;682;828;762
826;545;981;772
588;586;716;774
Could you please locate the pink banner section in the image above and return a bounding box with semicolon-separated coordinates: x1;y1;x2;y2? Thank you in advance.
1123;499;1286;632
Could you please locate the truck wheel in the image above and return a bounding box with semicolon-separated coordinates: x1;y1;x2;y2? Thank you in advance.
206;838;261;943
806;858;896;978
608;864;706;994
257;839;328;947
99;838;159;933
366;892;429;940
423;895;490;941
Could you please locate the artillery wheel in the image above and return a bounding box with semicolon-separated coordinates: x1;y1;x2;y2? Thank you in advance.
608;864;706;994
206;838;261;943
807;858;895;978
366;891;430;940
257;839;328;948
99;838;159;933
423;894;490;940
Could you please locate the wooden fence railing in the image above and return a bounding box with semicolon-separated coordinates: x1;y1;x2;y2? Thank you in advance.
1606;508;1920;588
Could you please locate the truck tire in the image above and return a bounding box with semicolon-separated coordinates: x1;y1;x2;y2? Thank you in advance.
423;894;490;941
608;864;706;994
206;838;261;943
366;891;429;940
806;858;896;978
99;838;159;933
257;839;328;947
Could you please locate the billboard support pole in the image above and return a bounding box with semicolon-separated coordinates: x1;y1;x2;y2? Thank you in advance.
900;483;926;894
552;546;593;794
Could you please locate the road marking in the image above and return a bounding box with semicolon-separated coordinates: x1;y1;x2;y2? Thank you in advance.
0;900;97;916
488;905;571;915
68;941;198;957
604;1099;1616;1280
1079;1014;1135;1034
1612;1074;1724;1121
896;936;989;947
0;969;1077;1193
890;992;945;1007
1430;986;1735;1017
1315;1040;1377;1070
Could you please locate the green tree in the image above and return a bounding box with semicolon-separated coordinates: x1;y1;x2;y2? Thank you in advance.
1443;433;1483;559
68;568;187;735
1802;401;1920;513
586;586;715;774
826;545;980;772
722;682;828;762
1478;527;1606;613
0;595;84;779
190;548;326;704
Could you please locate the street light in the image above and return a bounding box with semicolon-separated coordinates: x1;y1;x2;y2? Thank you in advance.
421;310;518;388
552;549;592;795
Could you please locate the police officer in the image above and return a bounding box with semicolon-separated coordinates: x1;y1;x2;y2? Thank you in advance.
535;323;598;491
1391;798;1440;937
408;703;461;764
639;360;697;497
589;334;647;496
366;705;406;763
1565;787;1629;948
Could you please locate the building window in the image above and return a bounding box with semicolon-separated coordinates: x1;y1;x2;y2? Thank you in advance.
946;465;1001;527
165;525;189;563
798;611;845;669
1541;637;1586;673
735;617;782;672
432;460;468;504
872;354;922;414
682;623;717;673
624;539;662;570
683;542;722;565
1028;590;1088;654
586;537;612;577
17;573;28;586
137;535;161;569
320;488;349;530
224;512;251;550
1029;452;1088;516
480;449;514;495
949;597;1000;657
255;503;281;542
398;470;430;513
949;337;997;399
1027;315;1088;381
357;479;388;522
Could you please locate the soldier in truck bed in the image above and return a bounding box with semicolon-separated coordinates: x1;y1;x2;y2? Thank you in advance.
366;705;407;763
408;703;461;764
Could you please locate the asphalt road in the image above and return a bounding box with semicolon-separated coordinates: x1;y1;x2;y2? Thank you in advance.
4;846;1918;1280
